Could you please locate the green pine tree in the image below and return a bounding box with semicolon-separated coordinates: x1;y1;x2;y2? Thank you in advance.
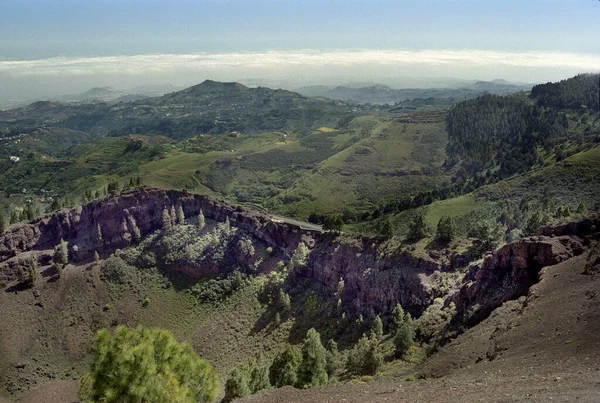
372;315;383;340
198;209;206;230
224;367;251;402
297;328;328;388
269;344;301;388
80;326;219;403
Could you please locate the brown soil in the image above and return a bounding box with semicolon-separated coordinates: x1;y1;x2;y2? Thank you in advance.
242;249;600;402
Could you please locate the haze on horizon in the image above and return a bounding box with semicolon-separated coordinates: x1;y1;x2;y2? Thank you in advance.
1;0;598;104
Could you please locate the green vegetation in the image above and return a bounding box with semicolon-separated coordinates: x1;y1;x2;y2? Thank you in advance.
297;328;329;388
80;326;219;403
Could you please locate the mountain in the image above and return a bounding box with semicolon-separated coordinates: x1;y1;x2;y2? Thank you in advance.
0;80;368;141
296;82;530;106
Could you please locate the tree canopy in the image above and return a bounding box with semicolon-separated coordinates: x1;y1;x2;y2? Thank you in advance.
81;326;219;403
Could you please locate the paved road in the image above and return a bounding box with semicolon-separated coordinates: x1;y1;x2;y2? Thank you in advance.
270;215;323;232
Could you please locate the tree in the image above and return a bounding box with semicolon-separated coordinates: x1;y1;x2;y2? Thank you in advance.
289;242;309;270
563;205;572;217
176;205;185;225
162;207;172;230
325;339;344;380
323;215;343;234
269;344;301;388
346;333;382;376
25;204;36;221
54;238;69;266
523;210;542;236
247;357;270;394
198;209;206;230
224;367;251;402
297;328;328;388
81;326;219;403
51;198;62;211
470;221;501;257
170;205;177;226
372;315;383;340
10;210;19;225
436;216;456;243
107;180;120;194
393;311;414;357
407;213;428;241
0;215;5;233
378;219;393;240
576;201;586;215
391;304;405;334
96;224;104;252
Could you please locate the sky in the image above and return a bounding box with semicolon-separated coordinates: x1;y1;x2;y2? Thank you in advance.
1;0;599;103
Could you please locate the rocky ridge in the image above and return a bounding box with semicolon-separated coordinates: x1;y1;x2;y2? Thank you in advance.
0;188;597;325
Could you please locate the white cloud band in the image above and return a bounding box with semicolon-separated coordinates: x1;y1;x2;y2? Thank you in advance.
1;49;599;77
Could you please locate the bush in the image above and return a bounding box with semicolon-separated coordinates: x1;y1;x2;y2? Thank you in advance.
193;271;249;302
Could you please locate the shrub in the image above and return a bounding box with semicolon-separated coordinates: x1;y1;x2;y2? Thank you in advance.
193;271;249;302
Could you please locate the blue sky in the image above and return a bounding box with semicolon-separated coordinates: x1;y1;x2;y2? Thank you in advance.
1;0;598;58
0;0;598;102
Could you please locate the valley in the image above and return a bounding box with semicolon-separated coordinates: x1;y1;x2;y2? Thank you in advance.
0;73;598;402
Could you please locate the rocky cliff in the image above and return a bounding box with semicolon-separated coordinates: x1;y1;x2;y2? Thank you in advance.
449;214;599;331
1;187;597;326
0;187;313;284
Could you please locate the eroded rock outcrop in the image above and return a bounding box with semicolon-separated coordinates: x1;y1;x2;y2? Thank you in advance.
450;232;588;329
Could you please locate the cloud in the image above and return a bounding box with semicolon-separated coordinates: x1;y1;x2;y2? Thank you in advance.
2;49;599;78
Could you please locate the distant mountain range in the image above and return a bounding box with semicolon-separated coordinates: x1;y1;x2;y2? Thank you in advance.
297;80;532;105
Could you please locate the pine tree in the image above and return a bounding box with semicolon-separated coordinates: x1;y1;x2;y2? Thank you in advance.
51;198;62;211
393;312;414;357
379;219;393;240
10;210;19;224
523;210;542;236
372;315;383;340
407;213;428;240
96;224;103;251
81;326;219;403
391;303;405;334
25;204;36;221
248;357;270;394
269;344;301;388
436;216;456;243
297;328;328;388
53;238;69;266
198;209;206;230
346;333;382;376
170;205;177;226
176;205;185;225
224;367;251;402
162;207;172;230
325;339;344;379
563;205;572;217
576;201;586;215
